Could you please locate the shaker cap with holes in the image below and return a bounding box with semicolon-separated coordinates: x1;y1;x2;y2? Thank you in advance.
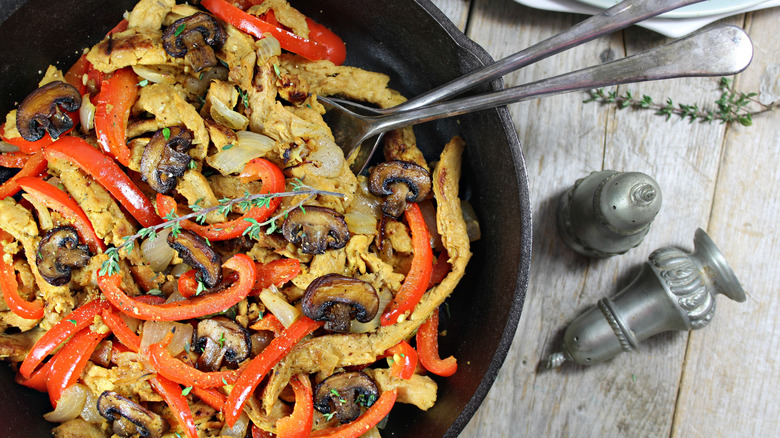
557;170;662;257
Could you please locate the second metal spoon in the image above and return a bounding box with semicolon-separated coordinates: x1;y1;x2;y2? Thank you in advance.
321;25;753;171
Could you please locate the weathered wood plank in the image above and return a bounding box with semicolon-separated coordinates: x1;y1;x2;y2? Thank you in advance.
459;0;631;436
672;7;780;437
450;0;775;436
430;0;472;29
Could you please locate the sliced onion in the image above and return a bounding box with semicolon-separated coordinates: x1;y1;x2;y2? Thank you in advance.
140;321;194;356
209;131;275;175
22;193;54;231
461;200;482;242
182;65;229;97
0;141;20;153
78;93;95;133
44;384;87;422
132;65;178;85
141;228;175;272
171;262;192;278
210;97;249;131
120;313;141;334
350;287;393;333
220;412;250;437
362;427;382;438
256;34;281;65
344;211;378;236
259;286;300;328
419;199;442;251
305;137;344;178
80;386;103;423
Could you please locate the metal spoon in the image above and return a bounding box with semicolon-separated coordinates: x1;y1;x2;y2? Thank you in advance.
323;25;752;172
336;0;707;115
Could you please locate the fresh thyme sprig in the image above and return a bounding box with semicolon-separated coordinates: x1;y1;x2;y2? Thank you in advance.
583;77;779;126
98;182;343;276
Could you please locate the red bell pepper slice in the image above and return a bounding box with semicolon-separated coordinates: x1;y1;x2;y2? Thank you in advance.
0;241;44;320
177;269;200;298
149;375;198;438
0;150;47;199
252;425;275;438
94;67;137;166
19;298;110;378
64;53;92;96
384;340;418;380
309;389;398;438
44;136;161;227
101;309;141;353
250;258;301;295
250;313;284;336
416;308;457;377
201;0;346;65
17;176;105;252
0;123;61;155
223;316;323;426
275;373;314;438
15;357;54;392
428;250;451;288
98;253;256;321
0;152;30;168
380;203;433;326
155;158;284;241
146;332;245;388
191;386;227;411
47;326;110;406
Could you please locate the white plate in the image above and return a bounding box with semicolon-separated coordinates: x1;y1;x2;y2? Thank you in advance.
513;0;779;37
576;0;768;19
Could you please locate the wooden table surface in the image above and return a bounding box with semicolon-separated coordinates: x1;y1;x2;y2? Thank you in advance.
427;0;780;436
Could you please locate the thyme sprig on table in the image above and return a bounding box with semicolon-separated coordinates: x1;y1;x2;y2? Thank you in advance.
98;180;343;277
584;77;779;126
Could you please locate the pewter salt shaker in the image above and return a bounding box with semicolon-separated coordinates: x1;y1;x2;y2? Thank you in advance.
557;170;662;257
547;228;745;368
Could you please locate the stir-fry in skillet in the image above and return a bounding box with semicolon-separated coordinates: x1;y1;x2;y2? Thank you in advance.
0;0;478;436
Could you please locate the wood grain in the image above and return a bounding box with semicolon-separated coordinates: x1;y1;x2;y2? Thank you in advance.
420;0;780;436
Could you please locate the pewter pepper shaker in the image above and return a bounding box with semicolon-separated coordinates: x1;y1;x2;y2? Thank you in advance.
547;228;745;368
557;170;662;257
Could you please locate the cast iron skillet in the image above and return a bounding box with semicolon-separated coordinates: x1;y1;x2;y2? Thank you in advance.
0;0;532;436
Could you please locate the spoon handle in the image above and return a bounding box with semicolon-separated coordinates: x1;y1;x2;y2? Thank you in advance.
389;0;707;112
367;25;753;136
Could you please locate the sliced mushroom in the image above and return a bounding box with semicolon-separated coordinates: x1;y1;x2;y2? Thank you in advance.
281;206;350;255
16;81;82;142
36;226;91;286
313;371;379;423
162;12;226;72
97;391;169;438
302;274;379;333
368;160;432;218
140;126;194;194
167;229;222;288
193;317;251;371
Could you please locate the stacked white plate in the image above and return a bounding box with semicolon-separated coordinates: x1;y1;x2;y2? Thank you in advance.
513;0;779;37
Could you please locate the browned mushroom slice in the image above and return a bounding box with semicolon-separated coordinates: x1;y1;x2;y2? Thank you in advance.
167;229;222;288
16;81;82;142
36;226;91;286
313;371;379;423
302;274;379;333
162;12;226;72
281;206;350;255
368;160;432;218
140;126;194;194
97;391;169;438
193;317;251;371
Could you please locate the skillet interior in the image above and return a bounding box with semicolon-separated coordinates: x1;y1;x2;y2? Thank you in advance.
0;0;532;436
